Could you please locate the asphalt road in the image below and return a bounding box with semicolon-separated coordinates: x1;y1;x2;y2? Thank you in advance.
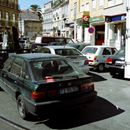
0;71;130;130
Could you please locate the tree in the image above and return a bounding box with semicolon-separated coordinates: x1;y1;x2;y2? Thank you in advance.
30;4;43;21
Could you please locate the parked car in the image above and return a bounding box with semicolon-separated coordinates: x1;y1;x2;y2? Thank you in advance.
105;47;125;77
81;45;117;71
36;46;89;74
0;53;97;119
66;43;91;52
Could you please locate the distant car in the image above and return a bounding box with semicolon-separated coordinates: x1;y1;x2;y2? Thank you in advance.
36;46;89;74
0;53;97;119
81;45;117;71
106;47;125;77
66;43;91;52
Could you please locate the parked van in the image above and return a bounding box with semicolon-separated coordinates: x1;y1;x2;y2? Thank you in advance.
35;36;74;45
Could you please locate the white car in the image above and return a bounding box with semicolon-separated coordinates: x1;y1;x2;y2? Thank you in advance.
81;45;117;71
37;46;89;74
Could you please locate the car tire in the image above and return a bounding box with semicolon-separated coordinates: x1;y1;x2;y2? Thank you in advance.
17;95;29;119
98;64;104;72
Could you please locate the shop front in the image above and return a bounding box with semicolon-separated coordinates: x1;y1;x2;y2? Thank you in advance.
89;16;105;45
105;14;126;50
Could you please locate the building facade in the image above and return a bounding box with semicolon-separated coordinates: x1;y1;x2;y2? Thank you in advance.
42;1;53;36
104;0;126;50
0;0;19;49
19;10;43;40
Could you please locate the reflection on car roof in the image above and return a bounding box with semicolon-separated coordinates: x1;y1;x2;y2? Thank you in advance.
43;45;76;49
10;53;63;60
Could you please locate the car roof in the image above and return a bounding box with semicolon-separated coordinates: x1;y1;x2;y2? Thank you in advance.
84;45;116;48
43;45;77;49
10;53;63;60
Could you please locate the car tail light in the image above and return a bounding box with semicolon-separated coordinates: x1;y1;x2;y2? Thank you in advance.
106;57;112;64
80;82;94;91
84;59;88;65
32;89;58;100
31;91;46;100
93;56;97;61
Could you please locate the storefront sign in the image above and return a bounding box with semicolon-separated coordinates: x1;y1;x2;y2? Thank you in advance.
89;16;105;23
105;14;126;22
82;15;89;22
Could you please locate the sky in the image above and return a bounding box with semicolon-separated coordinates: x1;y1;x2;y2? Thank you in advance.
19;0;49;10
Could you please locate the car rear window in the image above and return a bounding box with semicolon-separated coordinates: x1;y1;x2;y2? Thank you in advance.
29;59;76;81
55;49;81;56
82;47;98;54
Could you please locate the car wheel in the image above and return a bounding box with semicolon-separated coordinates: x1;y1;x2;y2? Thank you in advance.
17;95;29;119
98;64;104;72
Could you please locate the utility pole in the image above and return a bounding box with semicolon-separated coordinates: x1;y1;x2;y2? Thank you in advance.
125;0;130;78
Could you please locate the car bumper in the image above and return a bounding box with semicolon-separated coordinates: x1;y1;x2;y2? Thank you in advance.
24;91;97;116
109;66;124;74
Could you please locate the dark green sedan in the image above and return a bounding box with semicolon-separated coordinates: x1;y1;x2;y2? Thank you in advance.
0;53;97;120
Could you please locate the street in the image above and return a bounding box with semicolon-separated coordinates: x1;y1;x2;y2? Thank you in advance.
0;71;130;130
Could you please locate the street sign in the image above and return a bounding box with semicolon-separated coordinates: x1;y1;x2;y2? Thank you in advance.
88;27;95;34
82;15;89;22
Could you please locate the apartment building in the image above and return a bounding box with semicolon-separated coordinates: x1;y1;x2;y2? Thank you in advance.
68;0;90;42
52;0;69;37
42;1;53;36
0;0;19;49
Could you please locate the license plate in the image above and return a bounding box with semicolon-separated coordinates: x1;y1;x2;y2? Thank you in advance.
115;61;124;65
59;87;79;94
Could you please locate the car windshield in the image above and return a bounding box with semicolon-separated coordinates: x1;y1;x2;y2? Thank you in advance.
55;48;81;56
82;47;98;54
29;58;81;81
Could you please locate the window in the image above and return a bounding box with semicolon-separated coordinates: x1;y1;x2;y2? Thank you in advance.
111;48;117;54
102;48;111;55
92;0;96;8
12;14;15;23
6;12;9;21
74;2;77;19
10;58;23;77
30;59;74;81
99;0;104;6
108;0;113;7
3;57;14;71
0;11;1;20
55;49;81;56
39;48;51;53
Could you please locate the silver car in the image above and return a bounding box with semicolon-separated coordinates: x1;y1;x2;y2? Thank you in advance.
81;45;117;71
37;46;89;74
